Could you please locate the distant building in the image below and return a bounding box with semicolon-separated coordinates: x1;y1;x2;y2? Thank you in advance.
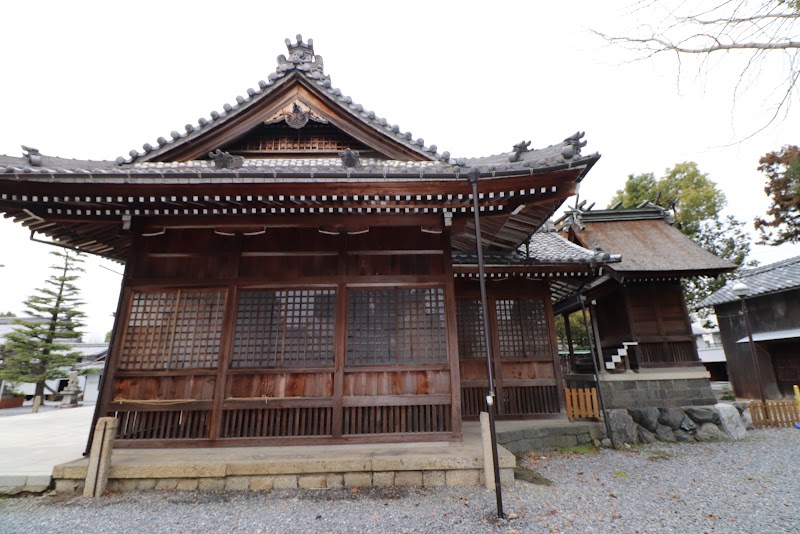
0;317;106;402
692;324;728;382
698;256;800;399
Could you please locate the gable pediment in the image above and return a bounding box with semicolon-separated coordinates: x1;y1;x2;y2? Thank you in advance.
145;72;433;164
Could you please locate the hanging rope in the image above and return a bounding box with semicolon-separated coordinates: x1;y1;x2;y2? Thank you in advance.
112;398;197;406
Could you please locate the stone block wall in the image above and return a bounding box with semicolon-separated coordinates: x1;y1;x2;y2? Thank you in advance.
495;422;605;455
599;378;717;409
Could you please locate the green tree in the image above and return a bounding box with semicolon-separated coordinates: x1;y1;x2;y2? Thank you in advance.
0;251;86;412
554;313;592;350
755;145;800;245
609;162;754;318
0;311;15;317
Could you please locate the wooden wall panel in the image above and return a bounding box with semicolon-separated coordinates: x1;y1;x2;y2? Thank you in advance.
459;359;488;381
343;370;450;396
346;253;443;277
103;221;459;446
112;375;217;400
225;373;334;398
241;228;342;254
500;361;555;380
137;255;238;280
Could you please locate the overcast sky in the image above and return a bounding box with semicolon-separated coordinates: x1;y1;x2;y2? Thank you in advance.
1;1;798;340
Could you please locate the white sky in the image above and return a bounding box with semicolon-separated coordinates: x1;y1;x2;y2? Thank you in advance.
1;1;798;341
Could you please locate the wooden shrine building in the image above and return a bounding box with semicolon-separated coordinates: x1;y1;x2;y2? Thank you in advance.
0;36;611;447
556;205;736;408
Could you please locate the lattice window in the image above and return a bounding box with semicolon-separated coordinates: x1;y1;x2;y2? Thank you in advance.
456;299;486;359
495;298;552;359
231;289;336;368
120;289;225;369
346;288;447;366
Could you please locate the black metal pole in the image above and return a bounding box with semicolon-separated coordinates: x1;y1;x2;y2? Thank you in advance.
740;297;768;409
467;169;504;519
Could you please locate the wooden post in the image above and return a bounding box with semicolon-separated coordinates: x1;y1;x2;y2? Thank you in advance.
563;312;575;374
84;417;118;497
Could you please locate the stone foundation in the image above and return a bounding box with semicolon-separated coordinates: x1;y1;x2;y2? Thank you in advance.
599;378;717;409
495;421;605;454
53;468;515;495
605;403;750;447
566;370;717;410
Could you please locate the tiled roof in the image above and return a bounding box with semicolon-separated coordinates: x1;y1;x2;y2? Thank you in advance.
697;255;800;308
119;35;440;165
0;317;46;339
452;232;617;266
0;143;597;178
0;36;598;177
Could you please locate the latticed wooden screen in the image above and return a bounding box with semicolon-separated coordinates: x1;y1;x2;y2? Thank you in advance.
346;288;447;366
456;299;486;359
119;289;226;369
231;289;336;368
495;298;552;359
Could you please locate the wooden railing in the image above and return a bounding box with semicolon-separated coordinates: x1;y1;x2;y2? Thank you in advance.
749;401;800;429
635;340;699;368
565;387;600;422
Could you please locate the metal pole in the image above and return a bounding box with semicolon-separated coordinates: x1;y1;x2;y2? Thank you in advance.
740;298;767;408
467;169;504;519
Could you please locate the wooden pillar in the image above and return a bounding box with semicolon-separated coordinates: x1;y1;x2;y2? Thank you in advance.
442;228;463;437
546;284;566;413
589;299;606;373
563;311;576;374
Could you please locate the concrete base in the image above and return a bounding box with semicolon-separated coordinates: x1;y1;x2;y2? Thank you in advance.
0;475;52;495
566;370;717;409
494;420;606;454
53;424;518;495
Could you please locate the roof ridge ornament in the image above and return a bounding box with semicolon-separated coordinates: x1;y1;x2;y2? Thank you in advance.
561;131;587;160
21;145;42;167
508;140;531;163
339;149;361;169
208;149;244;169
275;34;327;81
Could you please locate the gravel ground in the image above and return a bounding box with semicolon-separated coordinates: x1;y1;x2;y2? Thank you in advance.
1;429;797;533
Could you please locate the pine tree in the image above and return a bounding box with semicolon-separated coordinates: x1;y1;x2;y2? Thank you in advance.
0;250;86;411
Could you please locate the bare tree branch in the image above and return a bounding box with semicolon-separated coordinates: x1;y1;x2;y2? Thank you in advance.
595;1;800;135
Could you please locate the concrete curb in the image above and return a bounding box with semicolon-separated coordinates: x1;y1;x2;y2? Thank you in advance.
0;474;51;495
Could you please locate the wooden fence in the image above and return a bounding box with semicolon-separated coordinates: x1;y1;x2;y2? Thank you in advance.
565;387;600;422
749;400;800;429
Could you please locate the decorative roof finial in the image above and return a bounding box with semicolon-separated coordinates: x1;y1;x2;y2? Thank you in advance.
339;149;360;169
561;131;587;160
276;34;326;80
508;140;531;163
208;149;244;169
21;145;42;167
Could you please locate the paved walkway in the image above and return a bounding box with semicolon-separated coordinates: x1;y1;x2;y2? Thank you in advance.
0;405;94;493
